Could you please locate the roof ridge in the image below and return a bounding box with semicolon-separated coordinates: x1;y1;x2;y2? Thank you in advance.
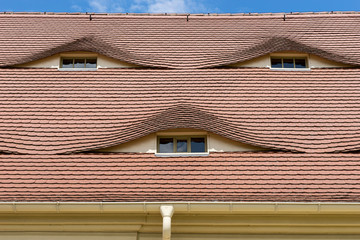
1;11;360;17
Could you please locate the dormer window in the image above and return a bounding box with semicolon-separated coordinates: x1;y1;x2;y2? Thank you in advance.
157;136;207;153
61;57;97;69
271;57;307;69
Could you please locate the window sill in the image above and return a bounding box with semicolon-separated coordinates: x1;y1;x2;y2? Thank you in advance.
58;68;98;71
155;152;209;157
270;67;311;71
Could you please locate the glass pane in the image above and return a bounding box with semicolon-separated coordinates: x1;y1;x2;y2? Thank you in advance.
283;58;294;68
295;58;306;68
176;139;188;152
159;138;173;153
191;138;205;152
86;58;97;68
74;58;85;68
271;58;282;68
62;59;73;68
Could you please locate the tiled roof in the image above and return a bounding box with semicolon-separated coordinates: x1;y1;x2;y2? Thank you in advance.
0;152;359;202
0;68;360;154
1;13;360;68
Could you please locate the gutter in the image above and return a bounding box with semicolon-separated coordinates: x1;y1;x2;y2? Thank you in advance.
0;202;360;214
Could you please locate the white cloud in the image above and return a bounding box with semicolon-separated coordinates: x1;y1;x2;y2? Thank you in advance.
87;0;124;12
131;0;206;13
148;0;186;13
112;3;125;12
86;0;206;13
71;4;83;12
89;0;109;12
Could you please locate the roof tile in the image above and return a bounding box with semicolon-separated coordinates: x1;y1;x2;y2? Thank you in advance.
0;152;359;202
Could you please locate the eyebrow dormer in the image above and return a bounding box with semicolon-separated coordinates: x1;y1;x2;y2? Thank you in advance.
229;52;353;69
97;129;268;155
14;51;140;69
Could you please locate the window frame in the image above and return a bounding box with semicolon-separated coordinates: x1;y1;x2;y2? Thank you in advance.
270;57;309;70
157;135;208;154
60;57;98;69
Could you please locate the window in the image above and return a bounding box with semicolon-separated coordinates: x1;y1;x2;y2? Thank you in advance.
61;57;97;68
157;136;207;153
271;57;307;69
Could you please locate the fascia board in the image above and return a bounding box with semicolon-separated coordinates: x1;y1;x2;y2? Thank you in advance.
0;202;359;214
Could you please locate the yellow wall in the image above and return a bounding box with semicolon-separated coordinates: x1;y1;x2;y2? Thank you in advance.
2;233;360;240
1;203;360;239
1;213;360;239
0;233;136;240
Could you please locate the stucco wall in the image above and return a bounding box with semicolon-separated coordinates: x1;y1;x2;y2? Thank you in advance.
0;233;136;240
98;129;266;153
1;212;360;240
16;51;138;68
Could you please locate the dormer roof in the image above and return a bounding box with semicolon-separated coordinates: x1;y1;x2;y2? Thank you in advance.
1;12;360;68
1;68;360;154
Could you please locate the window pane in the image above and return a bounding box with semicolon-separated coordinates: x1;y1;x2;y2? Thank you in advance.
159;138;174;153
271;58;282;68
86;58;97;68
191;138;205;152
176;139;188;152
295;58;306;68
74;58;85;68
283;58;294;68
62;59;73;68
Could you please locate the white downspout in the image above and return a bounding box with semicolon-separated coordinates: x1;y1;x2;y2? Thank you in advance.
160;205;174;240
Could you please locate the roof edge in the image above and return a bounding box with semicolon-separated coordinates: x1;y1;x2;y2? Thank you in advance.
1;202;360;214
1;11;360;17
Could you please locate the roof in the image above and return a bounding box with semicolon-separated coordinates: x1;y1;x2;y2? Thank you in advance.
1;68;360;154
0;152;359;202
1;12;360;203
1;12;360;68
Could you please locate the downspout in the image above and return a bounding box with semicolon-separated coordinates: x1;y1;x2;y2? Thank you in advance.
160;205;174;240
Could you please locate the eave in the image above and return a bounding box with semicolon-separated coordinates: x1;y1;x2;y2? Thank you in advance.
2;201;360;214
1;202;360;235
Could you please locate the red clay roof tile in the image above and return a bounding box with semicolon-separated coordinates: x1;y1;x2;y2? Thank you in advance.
0;68;360;154
0;152;358;202
1;13;360;68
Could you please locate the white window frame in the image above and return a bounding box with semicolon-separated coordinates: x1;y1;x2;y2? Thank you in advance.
59;57;98;71
269;53;310;71
155;131;209;157
58;52;98;71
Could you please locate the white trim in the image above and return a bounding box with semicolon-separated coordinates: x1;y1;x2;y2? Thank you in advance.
0;202;359;214
270;67;311;71
58;68;98;71
155;152;209;157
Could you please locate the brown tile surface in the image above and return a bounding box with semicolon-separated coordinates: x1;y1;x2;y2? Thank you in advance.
0;68;360;154
0;152;358;202
1;13;360;68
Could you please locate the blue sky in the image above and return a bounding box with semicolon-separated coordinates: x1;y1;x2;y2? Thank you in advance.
1;0;360;13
